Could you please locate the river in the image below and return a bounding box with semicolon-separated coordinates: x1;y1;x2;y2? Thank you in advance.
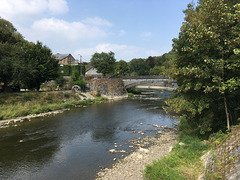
0;90;177;180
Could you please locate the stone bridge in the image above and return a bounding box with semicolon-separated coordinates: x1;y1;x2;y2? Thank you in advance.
121;76;178;89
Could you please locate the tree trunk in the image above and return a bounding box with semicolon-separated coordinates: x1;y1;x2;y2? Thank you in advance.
224;94;230;131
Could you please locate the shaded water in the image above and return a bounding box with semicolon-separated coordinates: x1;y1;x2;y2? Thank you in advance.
0;90;177;180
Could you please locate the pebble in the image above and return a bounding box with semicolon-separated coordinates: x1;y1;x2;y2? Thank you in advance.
108;149;116;153
152;124;159;127
97;130;178;180
139;147;149;154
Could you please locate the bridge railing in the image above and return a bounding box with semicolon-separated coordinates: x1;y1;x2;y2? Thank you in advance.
121;76;169;79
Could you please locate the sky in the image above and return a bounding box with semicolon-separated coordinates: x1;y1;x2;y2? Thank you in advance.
0;0;196;62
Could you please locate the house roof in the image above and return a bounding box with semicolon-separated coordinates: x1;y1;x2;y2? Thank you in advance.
53;53;70;61
85;66;102;75
86;66;93;72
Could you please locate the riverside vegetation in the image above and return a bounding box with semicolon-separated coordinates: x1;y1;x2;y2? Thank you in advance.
144;0;240;179
0;91;106;120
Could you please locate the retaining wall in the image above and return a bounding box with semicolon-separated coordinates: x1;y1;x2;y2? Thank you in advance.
201;126;240;179
89;78;127;97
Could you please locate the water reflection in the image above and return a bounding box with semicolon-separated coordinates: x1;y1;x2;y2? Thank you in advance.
0;90;177;180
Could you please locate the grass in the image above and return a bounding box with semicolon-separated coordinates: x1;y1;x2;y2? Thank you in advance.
144;133;209;180
128;93;134;97
0;91;107;120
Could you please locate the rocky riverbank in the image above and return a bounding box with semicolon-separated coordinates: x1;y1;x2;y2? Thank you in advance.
96;127;178;180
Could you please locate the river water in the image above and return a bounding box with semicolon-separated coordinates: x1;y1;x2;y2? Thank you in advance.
0;90;177;180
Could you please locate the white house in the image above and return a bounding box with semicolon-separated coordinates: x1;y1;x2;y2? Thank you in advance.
85;66;103;78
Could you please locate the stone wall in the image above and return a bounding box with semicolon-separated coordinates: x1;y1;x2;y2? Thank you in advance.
201;126;240;179
89;78;127;97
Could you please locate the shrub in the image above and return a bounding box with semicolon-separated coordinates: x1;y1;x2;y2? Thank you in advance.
63;93;70;98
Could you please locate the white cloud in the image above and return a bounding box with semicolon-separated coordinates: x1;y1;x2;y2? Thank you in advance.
48;0;69;14
22;17;110;42
74;43;160;62
82;17;112;27
0;0;68;23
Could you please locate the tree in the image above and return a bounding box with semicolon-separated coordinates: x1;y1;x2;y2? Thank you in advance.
146;56;155;69
129;58;150;76
0;18;23;88
150;66;165;76
167;0;240;135
115;60;129;76
18;41;59;90
90;51;116;76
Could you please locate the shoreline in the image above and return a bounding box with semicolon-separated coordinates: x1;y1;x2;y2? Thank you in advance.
96;127;178;180
0;109;69;128
0;93;128;129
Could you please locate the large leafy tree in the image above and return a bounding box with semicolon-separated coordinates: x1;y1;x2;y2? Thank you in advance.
17;41;59;90
115;60;129;76
146;56;155;69
90;51;116;76
129;58;150;76
0;18;23;87
167;0;240;135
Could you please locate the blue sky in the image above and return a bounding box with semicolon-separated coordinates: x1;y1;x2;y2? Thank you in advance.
0;0;196;62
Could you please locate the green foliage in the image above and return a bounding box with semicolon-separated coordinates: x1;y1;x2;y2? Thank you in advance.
62;65;71;76
17;41;59;90
128;93;134;97
0;18;24;87
129;58;150;76
0;18;60;91
115;60;129;76
96;91;101;97
90;51;116;76
0;92;107;120
144;133;208;179
71;71;87;89
127;87;142;94
61;65;85;76
145;56;155;68
167;0;240;135
150;66;165;75
209;130;229;147
127;51;176;76
55;73;64;87
64;93;70;98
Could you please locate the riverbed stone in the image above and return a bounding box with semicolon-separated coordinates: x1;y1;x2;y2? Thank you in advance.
139;147;149;154
97;128;178;180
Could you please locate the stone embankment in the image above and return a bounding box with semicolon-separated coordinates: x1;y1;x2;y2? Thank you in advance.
200;126;240;180
96;127;178;180
89;78;127;97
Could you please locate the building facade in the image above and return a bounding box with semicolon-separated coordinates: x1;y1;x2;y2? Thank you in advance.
54;53;78;65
